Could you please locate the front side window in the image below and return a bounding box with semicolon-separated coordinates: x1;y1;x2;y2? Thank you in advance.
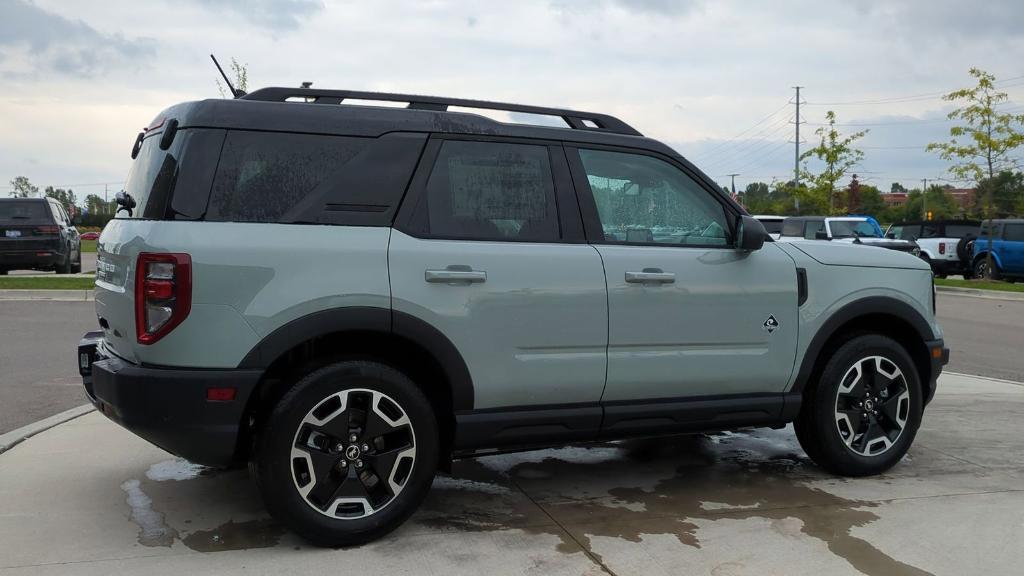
577;149;730;246
781;219;803;237
413;140;560;242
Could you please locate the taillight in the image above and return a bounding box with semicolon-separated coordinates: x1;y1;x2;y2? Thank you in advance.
135;253;191;345
35;225;59;234
939;243;946;255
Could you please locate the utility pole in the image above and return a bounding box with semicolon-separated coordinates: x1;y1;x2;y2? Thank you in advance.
104;184;108;215
791;86;804;213
921;178;928;220
727;173;739;198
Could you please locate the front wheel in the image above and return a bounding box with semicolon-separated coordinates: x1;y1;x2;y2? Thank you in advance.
794;334;922;476
255;360;438;547
974;257;1000;280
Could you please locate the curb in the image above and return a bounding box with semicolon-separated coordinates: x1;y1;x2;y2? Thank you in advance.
945;371;1024;387
935;285;1024;302
0;404;95;455
0;289;94;301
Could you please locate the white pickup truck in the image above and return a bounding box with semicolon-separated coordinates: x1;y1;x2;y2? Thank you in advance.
885;220;980;278
779;216;921;256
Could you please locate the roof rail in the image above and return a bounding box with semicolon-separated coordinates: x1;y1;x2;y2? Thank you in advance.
241;87;643;137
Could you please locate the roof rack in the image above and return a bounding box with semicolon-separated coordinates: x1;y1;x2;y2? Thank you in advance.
242;87;642;137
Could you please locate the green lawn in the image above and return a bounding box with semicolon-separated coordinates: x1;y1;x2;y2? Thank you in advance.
81;239;97;253
935;278;1024;293
0;276;96;290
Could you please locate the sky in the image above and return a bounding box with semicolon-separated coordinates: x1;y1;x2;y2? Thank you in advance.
1;0;1023;201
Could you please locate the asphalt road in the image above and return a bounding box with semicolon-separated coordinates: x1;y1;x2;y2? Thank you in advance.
0;293;1019;434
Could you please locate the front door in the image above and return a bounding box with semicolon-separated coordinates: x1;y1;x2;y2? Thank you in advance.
567;146;800;405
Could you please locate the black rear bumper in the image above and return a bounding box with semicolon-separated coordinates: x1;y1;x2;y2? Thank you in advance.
79;333;261;466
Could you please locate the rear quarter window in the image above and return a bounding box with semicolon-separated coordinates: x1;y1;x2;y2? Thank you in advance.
206;131;369;222
1004;224;1024;242
781;219;802;237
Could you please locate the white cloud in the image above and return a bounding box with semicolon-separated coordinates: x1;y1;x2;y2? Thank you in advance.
2;0;1023;194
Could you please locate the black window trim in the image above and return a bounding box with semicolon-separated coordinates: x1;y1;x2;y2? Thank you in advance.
392;133;586;244
564;143;741;248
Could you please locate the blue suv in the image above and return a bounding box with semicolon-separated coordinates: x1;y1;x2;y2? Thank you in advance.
972;219;1024;281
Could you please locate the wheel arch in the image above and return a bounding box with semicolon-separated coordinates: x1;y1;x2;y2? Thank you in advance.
972;250;1003;269
791;297;936;400
235;307;473;463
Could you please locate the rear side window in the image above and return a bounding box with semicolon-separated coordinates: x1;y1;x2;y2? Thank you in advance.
804;220;824;239
921;224;940;238
207;132;369;223
944;224;978;238
0;201;49;222
1005;224;1024;242
759;220;783;234
781;219;802;237
410;140;560;242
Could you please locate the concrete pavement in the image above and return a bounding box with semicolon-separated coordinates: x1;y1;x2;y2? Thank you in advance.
1;372;1022;575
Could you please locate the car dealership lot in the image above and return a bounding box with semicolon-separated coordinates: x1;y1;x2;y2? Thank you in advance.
0;372;1022;575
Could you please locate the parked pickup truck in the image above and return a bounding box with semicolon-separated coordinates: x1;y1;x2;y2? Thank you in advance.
886;220;980;278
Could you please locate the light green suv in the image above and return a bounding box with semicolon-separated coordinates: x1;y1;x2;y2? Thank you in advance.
77;87;949;546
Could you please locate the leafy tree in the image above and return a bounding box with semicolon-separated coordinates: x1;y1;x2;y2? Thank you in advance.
216;57;249;98
890;182;907;193
741;182;773;213
800;111;868;214
928;68;1024;274
84;194;114;215
975;171;1024;218
8;176;39;198
857;184;887;218
896;187;960;222
44;186;77;215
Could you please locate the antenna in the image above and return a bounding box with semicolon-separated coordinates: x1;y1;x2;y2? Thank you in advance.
210;54;245;98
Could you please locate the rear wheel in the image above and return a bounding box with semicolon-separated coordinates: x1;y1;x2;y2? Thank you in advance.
974;257;1000;280
71;248;82;273
255;360;438;547
0;269;7;276
795;334;922;476
55;248;72;274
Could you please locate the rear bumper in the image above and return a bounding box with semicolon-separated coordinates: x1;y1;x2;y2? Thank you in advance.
0;247;60;268
924;338;949;406
78;332;261;466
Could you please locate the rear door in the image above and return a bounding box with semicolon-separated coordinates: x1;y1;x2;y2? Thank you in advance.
566;146;799;409
389;137;608;415
1002;223;1024;274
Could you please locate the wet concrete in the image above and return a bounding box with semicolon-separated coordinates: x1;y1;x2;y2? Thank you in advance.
1;372;1023;575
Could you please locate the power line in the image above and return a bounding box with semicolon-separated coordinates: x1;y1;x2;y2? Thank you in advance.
698;114;795;172
805;76;1024;106
698;101;792;157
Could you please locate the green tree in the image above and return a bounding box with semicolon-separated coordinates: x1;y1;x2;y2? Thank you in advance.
742;182;773;213
890;182;907;193
44;186;77;215
216;57;249;98
800;111;868;214
8;176;39;198
975;171;1024;218
928;68;1024;274
857;185;887;218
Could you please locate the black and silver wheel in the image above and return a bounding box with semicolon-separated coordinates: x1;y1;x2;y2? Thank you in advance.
974;257;1000;280
795;334;922;476
256;360;438;546
56;249;72;274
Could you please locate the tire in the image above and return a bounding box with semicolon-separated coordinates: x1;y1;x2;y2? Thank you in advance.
955;236;974;263
0;269;7;276
254;360;438;547
71;249;82;274
974;257;1000;280
794;334;922;477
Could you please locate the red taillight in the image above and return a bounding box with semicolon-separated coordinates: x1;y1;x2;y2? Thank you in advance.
35;225;59;234
135;253;191;345
939;243;946;255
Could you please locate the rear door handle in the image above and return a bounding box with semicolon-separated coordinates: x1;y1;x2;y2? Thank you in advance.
425;267;487;284
625;268;675;284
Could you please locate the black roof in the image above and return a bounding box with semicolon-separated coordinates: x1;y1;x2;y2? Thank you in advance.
891;219;981;226
983;218;1024;224
158;87;681;159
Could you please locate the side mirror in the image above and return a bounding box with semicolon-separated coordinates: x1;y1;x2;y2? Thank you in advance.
815;230;829;240
737;215;767;251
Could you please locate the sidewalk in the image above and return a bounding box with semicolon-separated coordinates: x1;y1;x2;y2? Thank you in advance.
1;372;1023;575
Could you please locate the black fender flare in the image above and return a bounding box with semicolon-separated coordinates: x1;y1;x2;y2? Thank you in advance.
237;307;474;411
791;296;936;394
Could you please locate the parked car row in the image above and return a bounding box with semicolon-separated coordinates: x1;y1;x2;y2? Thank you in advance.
754;214;1024;281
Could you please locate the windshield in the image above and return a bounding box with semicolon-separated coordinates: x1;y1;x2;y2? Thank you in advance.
0;201;49;222
759;219;783;234
830;220;882;238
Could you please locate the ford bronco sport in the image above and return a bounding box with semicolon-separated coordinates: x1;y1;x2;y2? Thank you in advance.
78;87;948;546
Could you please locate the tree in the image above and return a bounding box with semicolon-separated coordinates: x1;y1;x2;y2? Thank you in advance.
800;111;868;214
9;176;39;198
216;57;249;98
928;68;1024;275
890;182;907;193
741;182;773;214
44;186;77;215
857;184;887;219
975;171;1024;218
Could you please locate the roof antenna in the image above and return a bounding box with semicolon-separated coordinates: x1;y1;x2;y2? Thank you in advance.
210;54;246;98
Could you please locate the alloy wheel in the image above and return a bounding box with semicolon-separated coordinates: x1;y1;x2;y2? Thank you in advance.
290;388;416;519
833;356;910;457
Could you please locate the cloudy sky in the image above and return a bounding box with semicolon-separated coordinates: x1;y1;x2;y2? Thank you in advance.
1;0;1023;200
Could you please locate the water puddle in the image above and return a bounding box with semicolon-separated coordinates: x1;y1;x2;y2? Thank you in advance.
120;478;178;547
